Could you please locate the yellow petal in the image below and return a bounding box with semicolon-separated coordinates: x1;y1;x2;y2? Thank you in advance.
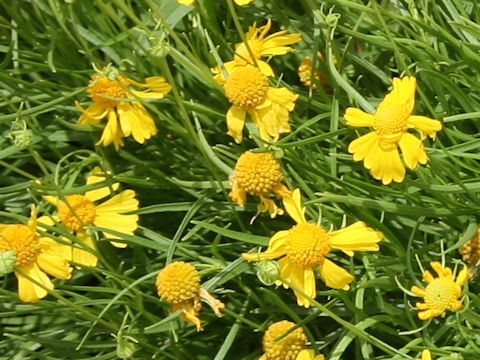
177;0;195;4
329;221;383;255
257;60;275;77
242;231;288;262
234;0;254;5
37;237;73;279
365;142;405;185
85;166;120;203
226;105;246;143
96;109;124;150
344;107;374;127
420;349;432;360
283;188;307;224
72;232;98;267
380;76;416;116
16;263;53;303
399;132;427;170
76;102;107;124
318;258;354;290
278;257;311;307
408;115;442;138
258;195;283;218
296;350;315;360
348;132;379;162
118;102;158;144
42;195;59;207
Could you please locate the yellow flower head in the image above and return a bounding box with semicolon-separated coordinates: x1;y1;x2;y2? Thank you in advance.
177;0;253;5
416;349;433;360
156;261;225;331
0;205;72;302
411;261;468;320
297;53;330;91
76;67;171;150
229;151;293;218
259;320;307;360
459;226;480;267
296;350;325;360
242;190;383;307
345;76;442;185
223;65;298;143
42;166;139;267
212;19;301;82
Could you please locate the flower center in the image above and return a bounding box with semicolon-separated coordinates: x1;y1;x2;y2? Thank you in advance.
262;320;307;360
0;225;40;267
88;74;128;108
373;103;409;136
224;66;269;109
460;234;480;266
424;277;460;312
156;261;201;304
233;151;283;196
58;194;96;232
285;223;330;268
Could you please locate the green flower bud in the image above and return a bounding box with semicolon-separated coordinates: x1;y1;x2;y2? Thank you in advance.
6;119;33;148
255;259;280;286
0;250;17;276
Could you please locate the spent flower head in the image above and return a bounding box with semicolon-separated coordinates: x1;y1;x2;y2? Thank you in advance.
243;189;383;307
345;76;442;184
410;261;468;320
156;261;225;331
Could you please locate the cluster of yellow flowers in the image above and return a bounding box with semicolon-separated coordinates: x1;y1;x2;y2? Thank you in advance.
1;2;475;359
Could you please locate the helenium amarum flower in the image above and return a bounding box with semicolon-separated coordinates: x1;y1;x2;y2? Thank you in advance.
345;76;442;185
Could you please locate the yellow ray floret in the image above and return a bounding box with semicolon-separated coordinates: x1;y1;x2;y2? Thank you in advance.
229;150;297;218
416;349;433;360
410;261;468;320
42;167;139;267
177;0;253;5
223;65;298;143
156;261;225;331
296;350;325;360
345;76;442;185
242;189;383;307
0;205;72;303
212;19;301;82
76;68;171;150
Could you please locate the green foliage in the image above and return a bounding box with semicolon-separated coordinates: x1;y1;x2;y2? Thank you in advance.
1;0;480;359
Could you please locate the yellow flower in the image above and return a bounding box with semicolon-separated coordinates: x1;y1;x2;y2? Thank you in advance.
416;349;433;360
259;320;307;360
410;261;468;320
76;68;171;150
345;77;442;185
223;65;298;143
296;350;325;360
212;19;301;82
229;151;294;218
459;226;480;267
0;205;72;302
242;189;383;307
177;0;253;5
42;167;139;267
156;261;225;331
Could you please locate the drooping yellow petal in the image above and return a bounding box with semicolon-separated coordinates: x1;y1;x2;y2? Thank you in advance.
76;102;107;124
85;166;119;203
318;258;354;290
117;102;158;144
16;263;53;303
399;132;427;170
256;60;275;77
283;188;307;224
344;107;375;127
234;0;254;5
96;109;124;150
407;115;442;138
258;195;284;218
226;105;246;143
419;349;432;360
348;132;379;162
365;141;405;185
329;221;383;256
176;0;195;4
71;232;98;267
277;257;311;307
94;190;139;239
37;237;72;279
379;76;416;117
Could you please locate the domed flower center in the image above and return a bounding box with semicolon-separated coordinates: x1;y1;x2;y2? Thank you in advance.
0;225;40;267
285;223;330;268
88;74;128;108
424;277;460;312
156;261;201;304
234;39;263;65
460;234;480;266
224;66;269;109
373;103;409;136
233;151;283;196
262;320;307;360
58;194;96;232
